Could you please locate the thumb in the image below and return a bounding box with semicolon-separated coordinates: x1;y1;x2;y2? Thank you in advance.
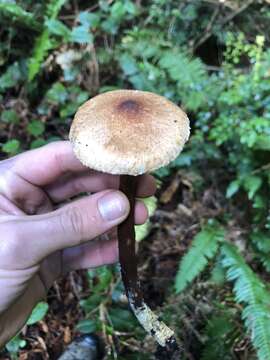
4;190;129;268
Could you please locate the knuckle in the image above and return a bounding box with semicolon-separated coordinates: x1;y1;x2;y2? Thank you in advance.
71;178;86;195
60;206;86;239
0;223;21;263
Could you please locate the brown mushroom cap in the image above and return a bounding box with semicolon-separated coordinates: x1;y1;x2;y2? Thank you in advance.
69;90;190;175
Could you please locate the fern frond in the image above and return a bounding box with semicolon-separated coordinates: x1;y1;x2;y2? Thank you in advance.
159;50;207;110
222;243;270;360
46;0;67;19
251;231;270;254
0;2;41;31
28;0;67;80
28;30;52;81
201;312;236;360
259;253;270;273
175;221;224;293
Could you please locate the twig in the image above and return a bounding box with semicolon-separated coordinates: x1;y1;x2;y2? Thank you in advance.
193;5;220;51
193;0;254;51
252;162;270;175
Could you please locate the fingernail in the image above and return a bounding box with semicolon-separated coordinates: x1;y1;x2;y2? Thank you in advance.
98;191;129;221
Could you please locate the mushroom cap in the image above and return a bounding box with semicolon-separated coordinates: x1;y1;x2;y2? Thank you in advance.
69;90;190;175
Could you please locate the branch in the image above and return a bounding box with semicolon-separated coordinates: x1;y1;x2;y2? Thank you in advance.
193;0;254;51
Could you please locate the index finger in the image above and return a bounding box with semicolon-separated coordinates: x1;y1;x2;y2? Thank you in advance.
13;141;87;186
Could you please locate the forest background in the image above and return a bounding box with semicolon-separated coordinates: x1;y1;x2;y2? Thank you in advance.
0;0;270;359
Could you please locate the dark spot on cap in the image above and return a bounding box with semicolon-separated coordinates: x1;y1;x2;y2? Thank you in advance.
117;99;140;114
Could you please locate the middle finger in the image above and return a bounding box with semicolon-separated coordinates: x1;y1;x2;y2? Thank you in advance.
45;171;156;203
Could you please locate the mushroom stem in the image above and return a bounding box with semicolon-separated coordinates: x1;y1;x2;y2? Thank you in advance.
118;175;180;358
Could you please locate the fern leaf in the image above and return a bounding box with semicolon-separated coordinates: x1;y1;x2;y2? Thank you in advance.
28;30;52;81
0;2;41;31
222;243;270;360
175;221;224;293
28;0;67;80
201;311;236;360
46;0;67;19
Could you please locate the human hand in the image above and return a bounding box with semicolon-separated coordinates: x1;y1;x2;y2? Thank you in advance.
0;141;156;346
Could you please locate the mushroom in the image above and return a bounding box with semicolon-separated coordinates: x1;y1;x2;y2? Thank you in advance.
69;89;190;357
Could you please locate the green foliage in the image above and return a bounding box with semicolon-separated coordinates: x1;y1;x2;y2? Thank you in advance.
0;1;40;31
5;302;48;358
27;120;45;137
28;29;52;81
175;221;224;293
5;334;26;360
46;0;66;19
2;139;21;155
135;196;157;242
0;62;25;92
78;266;113;332
201;310;237;360
27;302;49;325
108;307;137;332
222;243;270;360
1;110;19;124
76;319;97;334
28;0;67;80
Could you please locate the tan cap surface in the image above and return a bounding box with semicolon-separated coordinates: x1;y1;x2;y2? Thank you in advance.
69;90;190;175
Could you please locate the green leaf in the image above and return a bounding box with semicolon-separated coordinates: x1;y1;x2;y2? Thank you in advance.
80;293;102;313
78;11;100;28
251;231;270;254
254;135;270;151
175;221;224;293
88;266;113;294
1;110;19;124
154;166;171;178
210;259;226;285
27;302;49;325
6;334;26;355
30;138;47;149
60;90;88;118
70;26;93;44
0;2;41;31
119;54;138;76
124;1;138;15
0;62;23;92
46;18;71;40
172;153;192;167
101;18;118;34
27;120;45;137
2;139;20;154
76;319;97;334
46;0;67;19
222;243;270;360
111;1;126;20
109;307;136;332
243;175;262;200
135;196;157;242
46;82;68;104
226;180;240;198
